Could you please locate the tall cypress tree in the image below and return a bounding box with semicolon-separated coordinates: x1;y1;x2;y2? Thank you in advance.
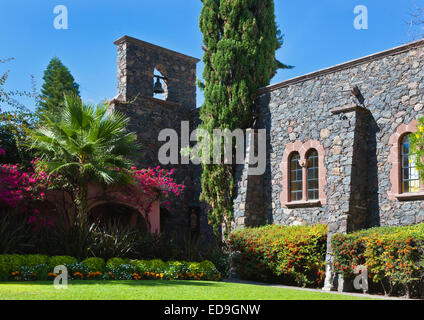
199;0;291;237
38;57;80;120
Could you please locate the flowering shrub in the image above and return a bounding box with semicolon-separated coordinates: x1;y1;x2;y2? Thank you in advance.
18;264;50;281
228;224;328;287
0;162;183;221
128;259;221;281
66;262;90;279
331;223;424;297
0;160;50;208
106;264;136;280
107;166;185;215
86;271;103;280
0;255;222;282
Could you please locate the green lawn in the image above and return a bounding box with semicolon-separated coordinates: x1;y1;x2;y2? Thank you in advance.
0;280;377;300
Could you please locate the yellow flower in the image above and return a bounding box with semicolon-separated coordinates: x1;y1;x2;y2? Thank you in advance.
420;126;424;132
416;134;420;139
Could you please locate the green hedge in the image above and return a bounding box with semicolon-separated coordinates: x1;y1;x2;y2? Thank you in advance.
331;223;424;297
81;258;105;272
0;254;222;282
228;224;328;287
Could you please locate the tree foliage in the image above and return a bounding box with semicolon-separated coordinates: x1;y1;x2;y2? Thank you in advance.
38;57;80;121
0;58;38;166
29;93;140;228
198;0;291;237
407;3;424;40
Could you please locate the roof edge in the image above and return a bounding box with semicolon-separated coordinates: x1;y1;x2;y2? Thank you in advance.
258;39;424;95
114;35;200;63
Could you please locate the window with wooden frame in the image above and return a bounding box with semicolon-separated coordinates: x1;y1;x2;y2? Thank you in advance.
280;140;327;208
306;149;319;200
388;120;424;201
289;152;303;202
400;134;420;194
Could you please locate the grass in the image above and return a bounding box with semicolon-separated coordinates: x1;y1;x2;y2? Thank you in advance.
0;280;378;300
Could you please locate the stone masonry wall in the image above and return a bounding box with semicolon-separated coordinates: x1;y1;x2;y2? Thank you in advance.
110;36;204;238
233;40;424;234
230;39;424;291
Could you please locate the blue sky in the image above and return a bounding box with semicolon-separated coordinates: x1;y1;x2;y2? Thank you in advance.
0;0;422;111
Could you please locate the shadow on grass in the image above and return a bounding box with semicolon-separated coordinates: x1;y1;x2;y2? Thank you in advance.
0;280;227;287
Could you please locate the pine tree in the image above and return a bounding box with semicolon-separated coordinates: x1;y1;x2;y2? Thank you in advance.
198;0;291;238
38;57;80;120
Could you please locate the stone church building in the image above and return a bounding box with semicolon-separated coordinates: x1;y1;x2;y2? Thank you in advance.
109;35;424;290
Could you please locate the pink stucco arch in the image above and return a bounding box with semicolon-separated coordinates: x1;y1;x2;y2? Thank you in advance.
43;183;161;235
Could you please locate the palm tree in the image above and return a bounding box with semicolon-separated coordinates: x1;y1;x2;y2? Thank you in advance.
29;93;140;228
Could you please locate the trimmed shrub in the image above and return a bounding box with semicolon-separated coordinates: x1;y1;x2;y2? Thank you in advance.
82;257;105;272
199;260;221;280
106;257;129;269
48;256;77;270
131;259;167;274
23;255;49;267
149;259;166;273
228;224;328;287
188;262;201;274
0;254;25;277
131;260;150;274
331;223;424;298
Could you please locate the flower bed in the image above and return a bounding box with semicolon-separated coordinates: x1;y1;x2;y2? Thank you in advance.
228;224;328;287
0;255;222;282
331;223;424;297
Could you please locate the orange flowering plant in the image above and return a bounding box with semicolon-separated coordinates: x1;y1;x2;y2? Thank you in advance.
331;223;424;297
228;224;328;288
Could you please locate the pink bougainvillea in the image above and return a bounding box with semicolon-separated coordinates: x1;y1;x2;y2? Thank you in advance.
0;161;49;208
0;159;184;218
0;148;6;155
117;166;185;214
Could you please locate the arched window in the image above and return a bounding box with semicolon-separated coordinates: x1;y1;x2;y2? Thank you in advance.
306;149;319;200
289;152;303;202
280;140;327;207
401;134;420;193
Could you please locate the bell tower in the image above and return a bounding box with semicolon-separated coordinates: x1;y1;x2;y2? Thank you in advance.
113;35;198;111
110;35;202;237
111;35;199;168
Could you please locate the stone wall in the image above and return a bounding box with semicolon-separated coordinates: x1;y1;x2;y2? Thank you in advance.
230;39;424;291
110;36;204;238
233;39;424;234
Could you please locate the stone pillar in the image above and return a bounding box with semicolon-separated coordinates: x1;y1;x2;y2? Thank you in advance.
323;104;370;291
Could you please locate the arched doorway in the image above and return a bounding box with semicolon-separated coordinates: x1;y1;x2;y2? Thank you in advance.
160;207;171;234
89;203;148;233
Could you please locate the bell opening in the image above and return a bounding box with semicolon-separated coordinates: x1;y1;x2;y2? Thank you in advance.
153;68;167;100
